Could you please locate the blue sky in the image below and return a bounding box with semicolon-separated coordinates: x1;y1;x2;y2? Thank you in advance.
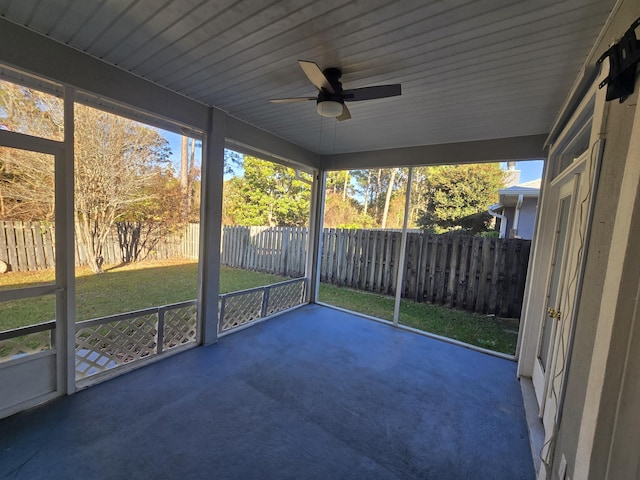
502;160;544;183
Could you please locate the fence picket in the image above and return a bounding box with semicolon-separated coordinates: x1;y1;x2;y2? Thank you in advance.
474;238;491;313
43;225;55;268
513;241;531;318
24;223;37;271
14;221;28;271
0;221;8;267
455;238;469;310
360;230;370;290
434;236;448;304
446;236;460;307
415;234;427;302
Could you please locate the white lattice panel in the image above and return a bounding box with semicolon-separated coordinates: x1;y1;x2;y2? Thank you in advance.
0;330;52;362
75;313;158;379
219;290;263;332
163;304;197;349
266;281;304;316
218;280;306;334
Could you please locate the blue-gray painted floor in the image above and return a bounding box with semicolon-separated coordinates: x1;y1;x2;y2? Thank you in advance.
0;304;534;479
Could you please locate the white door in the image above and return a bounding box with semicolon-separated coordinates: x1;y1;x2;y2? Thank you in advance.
531;152;590;456
0;137;68;418
531;178;572;403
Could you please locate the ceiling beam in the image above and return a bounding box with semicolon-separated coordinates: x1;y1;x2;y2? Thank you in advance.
225;115;319;170
321;134;548;170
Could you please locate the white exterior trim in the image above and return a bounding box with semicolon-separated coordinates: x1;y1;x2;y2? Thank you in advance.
573;73;640;480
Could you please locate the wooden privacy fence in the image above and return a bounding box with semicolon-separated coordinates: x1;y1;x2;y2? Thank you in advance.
220;226;530;318
1;221;530;318
320;230;530;318
0;220;188;271
220;226;308;278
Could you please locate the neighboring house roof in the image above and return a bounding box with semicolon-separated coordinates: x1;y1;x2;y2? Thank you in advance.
498;179;541;207
499;178;541;196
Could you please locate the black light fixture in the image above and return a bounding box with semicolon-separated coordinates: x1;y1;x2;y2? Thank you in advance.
597;17;640;103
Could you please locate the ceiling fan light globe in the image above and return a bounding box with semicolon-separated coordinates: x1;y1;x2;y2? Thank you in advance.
317;100;343;118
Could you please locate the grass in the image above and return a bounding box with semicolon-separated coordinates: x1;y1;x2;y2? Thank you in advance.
319;284;518;355
0;260;518;355
0;260;286;332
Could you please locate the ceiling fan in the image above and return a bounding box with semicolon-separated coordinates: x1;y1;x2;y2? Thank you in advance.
270;60;402;121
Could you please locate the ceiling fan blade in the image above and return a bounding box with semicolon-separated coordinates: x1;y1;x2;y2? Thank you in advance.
337;104;351;121
298;60;335;94
269;97;316;103
343;84;401;101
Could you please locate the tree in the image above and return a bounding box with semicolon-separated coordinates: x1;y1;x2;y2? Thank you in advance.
222;156;311;227
1;82;175;273
0;147;55;220
116;167;183;263
381;168;399;229
0;80;63;140
74;104;171;272
384;190;407;229
0;81;62;220
223;149;243;176
179;136;201;222
323;192;376;229
352;169;374;215
415;164;504;234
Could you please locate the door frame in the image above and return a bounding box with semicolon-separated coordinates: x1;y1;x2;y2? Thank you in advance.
0;119;75;417
530;156;586;415
518;75;606;380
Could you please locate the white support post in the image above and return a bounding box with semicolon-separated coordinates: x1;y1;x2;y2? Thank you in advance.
198;107;226;345
393;167;414;326
58;85;76;394
307;169;326;303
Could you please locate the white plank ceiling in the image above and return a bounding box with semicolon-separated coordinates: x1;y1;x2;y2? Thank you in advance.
0;0;616;154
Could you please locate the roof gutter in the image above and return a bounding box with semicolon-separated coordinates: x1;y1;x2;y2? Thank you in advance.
488;203;508;239
512;194;524;239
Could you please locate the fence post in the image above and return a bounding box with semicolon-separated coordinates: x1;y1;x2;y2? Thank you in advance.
282;228;290;276
156;307;165;355
261;286;270;318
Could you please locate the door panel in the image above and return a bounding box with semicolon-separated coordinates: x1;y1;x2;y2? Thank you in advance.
0;141;64;417
531;180;574;409
538;195;572;372
530;151;592;472
0;352;56;413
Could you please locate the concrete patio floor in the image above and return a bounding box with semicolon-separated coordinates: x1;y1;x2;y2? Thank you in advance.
0;304;534;479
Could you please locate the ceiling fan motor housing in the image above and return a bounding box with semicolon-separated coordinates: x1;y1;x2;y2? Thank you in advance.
318;67;344;105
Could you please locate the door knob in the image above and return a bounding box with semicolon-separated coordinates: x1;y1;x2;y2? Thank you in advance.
547;307;562;319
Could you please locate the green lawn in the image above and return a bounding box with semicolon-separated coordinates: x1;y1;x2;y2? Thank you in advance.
319;285;518;355
0;260;518;355
0;260;285;331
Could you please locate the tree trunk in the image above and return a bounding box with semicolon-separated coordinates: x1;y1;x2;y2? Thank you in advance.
180;136;189;221
180;136;189;191
381;168;398;229
375;168;382;219
76;215;106;273
187;137;196;216
363;170;372;215
342;170;349;200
